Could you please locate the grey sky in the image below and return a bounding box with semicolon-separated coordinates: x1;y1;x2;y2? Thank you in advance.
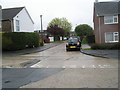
0;0;116;31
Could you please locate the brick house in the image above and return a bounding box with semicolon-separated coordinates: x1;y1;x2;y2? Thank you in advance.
2;7;34;32
0;6;2;31
93;1;120;44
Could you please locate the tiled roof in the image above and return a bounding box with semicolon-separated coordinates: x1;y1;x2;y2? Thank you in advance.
95;1;120;16
2;7;24;20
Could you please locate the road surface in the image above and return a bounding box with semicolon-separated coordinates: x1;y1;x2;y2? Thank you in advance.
2;43;118;88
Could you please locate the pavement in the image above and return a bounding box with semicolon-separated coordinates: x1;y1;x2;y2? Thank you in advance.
81;44;119;59
2;42;63;57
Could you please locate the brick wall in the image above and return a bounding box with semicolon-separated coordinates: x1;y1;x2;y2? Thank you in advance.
100;16;118;43
94;15;119;44
2;20;12;32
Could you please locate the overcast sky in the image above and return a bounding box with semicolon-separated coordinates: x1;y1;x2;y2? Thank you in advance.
0;0;116;31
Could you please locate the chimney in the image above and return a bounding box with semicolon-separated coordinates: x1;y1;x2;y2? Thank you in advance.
95;0;98;3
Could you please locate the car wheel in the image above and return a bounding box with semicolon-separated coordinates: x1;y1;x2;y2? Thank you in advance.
66;49;69;51
77;48;80;51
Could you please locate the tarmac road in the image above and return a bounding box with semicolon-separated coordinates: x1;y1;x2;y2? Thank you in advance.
2;43;118;88
2;68;64;88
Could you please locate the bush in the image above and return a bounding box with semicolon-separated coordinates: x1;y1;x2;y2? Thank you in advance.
86;35;95;44
2;32;40;51
2;36;12;50
39;41;44;46
91;43;120;50
81;38;88;44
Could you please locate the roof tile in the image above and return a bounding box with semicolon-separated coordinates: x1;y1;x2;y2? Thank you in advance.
2;7;24;20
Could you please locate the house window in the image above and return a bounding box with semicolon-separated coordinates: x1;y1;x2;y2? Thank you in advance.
16;20;20;31
105;32;119;43
104;15;118;24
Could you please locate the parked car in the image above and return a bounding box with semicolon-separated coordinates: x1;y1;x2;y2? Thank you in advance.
44;37;50;43
66;37;81;51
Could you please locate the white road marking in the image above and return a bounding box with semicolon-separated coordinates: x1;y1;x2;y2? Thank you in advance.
92;65;96;68
62;66;66;68
82;65;85;68
46;66;49;68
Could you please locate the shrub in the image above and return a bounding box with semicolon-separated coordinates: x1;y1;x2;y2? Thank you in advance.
81;38;88;44
2;32;40;51
86;35;95;44
2;36;12;50
39;41;44;46
91;43;120;50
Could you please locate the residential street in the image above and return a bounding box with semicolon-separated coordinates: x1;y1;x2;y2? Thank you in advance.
2;43;118;88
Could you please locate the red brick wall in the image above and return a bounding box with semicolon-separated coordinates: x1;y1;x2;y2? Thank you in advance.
100;16;118;43
2;20;12;32
93;8;100;44
94;15;119;44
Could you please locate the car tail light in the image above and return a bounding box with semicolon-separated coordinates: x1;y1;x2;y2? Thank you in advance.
77;42;80;45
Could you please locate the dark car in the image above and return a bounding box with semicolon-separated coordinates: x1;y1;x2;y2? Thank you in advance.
66;37;81;51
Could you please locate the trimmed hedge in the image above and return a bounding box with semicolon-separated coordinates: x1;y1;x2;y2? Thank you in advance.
81;38;88;44
86;35;95;44
2;32;40;51
91;43;120;50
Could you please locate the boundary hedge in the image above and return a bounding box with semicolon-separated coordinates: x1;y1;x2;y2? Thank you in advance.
2;32;40;51
91;43;120;50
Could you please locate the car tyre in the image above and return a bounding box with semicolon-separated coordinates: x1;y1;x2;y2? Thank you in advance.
77;48;80;51
66;49;69;51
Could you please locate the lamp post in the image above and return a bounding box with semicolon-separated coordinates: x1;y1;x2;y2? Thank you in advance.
40;15;43;41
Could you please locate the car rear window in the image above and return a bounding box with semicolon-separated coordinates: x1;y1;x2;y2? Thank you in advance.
68;38;79;42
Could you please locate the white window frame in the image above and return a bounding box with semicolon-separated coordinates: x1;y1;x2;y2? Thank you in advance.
113;15;118;23
105;32;119;43
16;20;20;32
104;15;118;24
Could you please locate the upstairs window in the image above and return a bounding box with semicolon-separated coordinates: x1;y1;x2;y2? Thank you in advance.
16;20;20;31
104;15;118;24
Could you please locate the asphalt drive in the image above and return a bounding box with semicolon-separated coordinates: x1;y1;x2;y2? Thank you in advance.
2;68;64;88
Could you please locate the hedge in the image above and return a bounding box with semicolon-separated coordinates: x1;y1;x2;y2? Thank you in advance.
2;32;40;51
86;35;95;44
91;43;120;50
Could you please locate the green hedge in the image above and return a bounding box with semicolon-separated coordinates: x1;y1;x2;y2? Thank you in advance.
81;38;88;44
91;43;120;50
2;32;40;51
86;35;95;44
